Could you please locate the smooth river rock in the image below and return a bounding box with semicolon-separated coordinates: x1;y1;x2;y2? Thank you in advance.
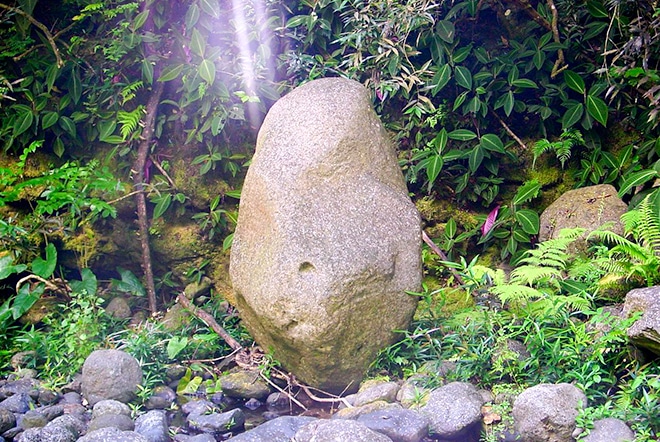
229;77;422;393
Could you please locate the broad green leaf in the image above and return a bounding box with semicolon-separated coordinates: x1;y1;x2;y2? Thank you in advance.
503;91;514;116
515;209;540;234
436;20;455;43
533;50;545;70
199;0;220;18
586;94;608;126
467;96;481;113
560;279;589;294
507;65;519;84
445;218;457;239
587;0;608;18
13;109;33;137
158;64;184;82
12;283;43;320
98;120;117;141
618;169;659;196
152;193;172;219
58;116;76;137
199;59;215;85
45;64;59;92
454;66;472;90
142;59;154;84
190;28;206;57
452;44;472;63
286;15;308;28
167;336;189;359
31;243;57;278
0;255;27;280
512;228;530;243
185;4;200;29
564;70;586;95
511;79;538;89
222;233;234;251
513;180;541;205
452;91;468;111
42;111;58;129
133;9;149;30
469;145;484;172
433;128;448;153
562;103;584;129
69;68;82;104
113;267;146;297
69;268;98;296
225;190;241;199
432;64;451;95
426;154;444;191
448;129;477;141
53;137;65;157
480;133;505;153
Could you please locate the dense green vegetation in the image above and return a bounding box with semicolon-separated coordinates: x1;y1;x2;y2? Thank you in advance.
1;0;660;439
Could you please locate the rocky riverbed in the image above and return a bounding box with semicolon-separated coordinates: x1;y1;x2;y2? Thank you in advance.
0;348;637;442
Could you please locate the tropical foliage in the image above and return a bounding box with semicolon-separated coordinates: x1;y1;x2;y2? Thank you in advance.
2;0;660;439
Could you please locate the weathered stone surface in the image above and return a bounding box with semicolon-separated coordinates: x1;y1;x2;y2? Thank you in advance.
77;427;149;442
81;350;143;406
187;408;245;433
353;381;400;407
513;383;587;442
230;77;422;393
419;382;484;441
623;286;660;354
539;184;627;244
219;369;271;399
357;409;430;442
581;418;635;442
104;297;132;319
294;419;393;441
134;410;169;442
225;416;317;442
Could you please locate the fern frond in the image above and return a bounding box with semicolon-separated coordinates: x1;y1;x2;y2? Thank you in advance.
556;141;571;168
588;229;637;248
636;196;660;253
525;294;591;317
510;265;562;286
490;284;545;305
610;242;655;262
117;106;145;140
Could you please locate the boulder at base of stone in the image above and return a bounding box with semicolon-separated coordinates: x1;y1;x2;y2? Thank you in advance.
225;416;317;442
580;417;635;442
294;419;394;441
623;286;660;355
81;350;143;406
419;381;484;441
513;383;587;442
229;77;422;393
539;184;627;244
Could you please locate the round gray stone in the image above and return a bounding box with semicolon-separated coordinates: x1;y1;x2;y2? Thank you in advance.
81;350;143;406
419;381;484;440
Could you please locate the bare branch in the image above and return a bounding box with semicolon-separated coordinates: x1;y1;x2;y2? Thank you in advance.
0;3;64;67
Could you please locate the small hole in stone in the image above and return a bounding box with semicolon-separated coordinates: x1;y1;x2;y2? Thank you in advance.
299;262;315;272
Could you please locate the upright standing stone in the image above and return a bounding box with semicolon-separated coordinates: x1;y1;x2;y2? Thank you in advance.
229;77;422;393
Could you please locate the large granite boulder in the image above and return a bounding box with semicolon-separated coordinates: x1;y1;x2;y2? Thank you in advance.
513;383;587;442
539;184;627;243
81;350;143;406
623;286;660;354
229;77;422;393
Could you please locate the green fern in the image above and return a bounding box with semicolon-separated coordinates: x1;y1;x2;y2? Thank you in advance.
532;129;584;169
489;227;592;317
117;106;145;140
589;195;660;286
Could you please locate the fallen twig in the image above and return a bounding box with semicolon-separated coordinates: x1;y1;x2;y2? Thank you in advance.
258;371;309;411
176;293;243;351
422;230;465;286
490;109;527;150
